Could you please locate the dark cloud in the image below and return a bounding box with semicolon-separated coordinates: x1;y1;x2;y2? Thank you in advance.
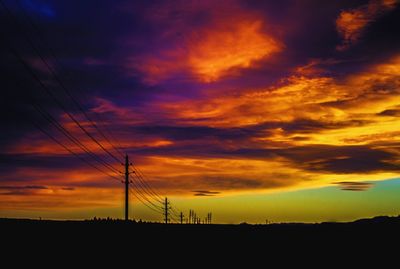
192;190;221;196
276;119;371;134
333;181;374;191
135;132;398;173
378;109;400;117
0;185;48;195
134;124;263;141
0;185;48;190
0;153;87;173
164;143;398;174
201;176;269;190
279;144;400;174
145;172;298;192
351;3;400;64
61;187;75;191
126;137;400;175
130;118;371;144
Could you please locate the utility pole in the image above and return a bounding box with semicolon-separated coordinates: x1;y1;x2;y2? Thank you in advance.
180;212;184;224
124;154;129;221
163;197;170;224
209;213;211;224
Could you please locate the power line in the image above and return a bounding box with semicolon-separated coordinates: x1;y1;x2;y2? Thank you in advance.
0;0;122;165
129;180;163;212
131;164;164;202
128;187;163;215
130;165;183;221
31;120;122;183
130;172;163;203
135;170;183;217
8;50;121;175
31;98;121;175
1;1;192;222
15;0;126;159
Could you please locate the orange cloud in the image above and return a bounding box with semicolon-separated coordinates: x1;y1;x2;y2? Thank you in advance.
336;0;397;50
160;55;400;129
146;55;400;189
132;17;281;84
5;49;400;215
22;55;400;192
187;19;281;82
0;186;120;210
295;58;344;76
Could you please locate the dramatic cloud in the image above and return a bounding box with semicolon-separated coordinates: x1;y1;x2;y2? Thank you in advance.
0;0;400;213
187;19;281;82
336;0;398;50
127;1;282;84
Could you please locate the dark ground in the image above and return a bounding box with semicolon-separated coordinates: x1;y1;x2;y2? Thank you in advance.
1;216;399;262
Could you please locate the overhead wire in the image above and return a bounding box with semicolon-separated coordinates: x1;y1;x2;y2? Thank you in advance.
128;185;163;214
1;0;183;220
0;0;122;165
14;0;126;159
16;0;125;159
129;180;163;211
6;48;121;175
32;121;122;183
130;164;164;202
130;171;163;203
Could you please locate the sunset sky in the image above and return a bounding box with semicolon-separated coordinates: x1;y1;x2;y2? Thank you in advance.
1;0;400;223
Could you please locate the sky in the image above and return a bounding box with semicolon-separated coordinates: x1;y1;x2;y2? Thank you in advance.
0;0;400;223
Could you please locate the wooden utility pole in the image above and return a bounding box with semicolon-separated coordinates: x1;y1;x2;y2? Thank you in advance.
164;197;170;224
125;155;129;221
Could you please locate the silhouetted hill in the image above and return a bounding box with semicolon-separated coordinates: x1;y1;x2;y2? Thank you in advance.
351;215;400;224
2;214;400;228
1;215;399;259
2;215;400;240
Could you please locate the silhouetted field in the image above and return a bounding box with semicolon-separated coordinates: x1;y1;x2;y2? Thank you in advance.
1;216;399;259
2;215;399;240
